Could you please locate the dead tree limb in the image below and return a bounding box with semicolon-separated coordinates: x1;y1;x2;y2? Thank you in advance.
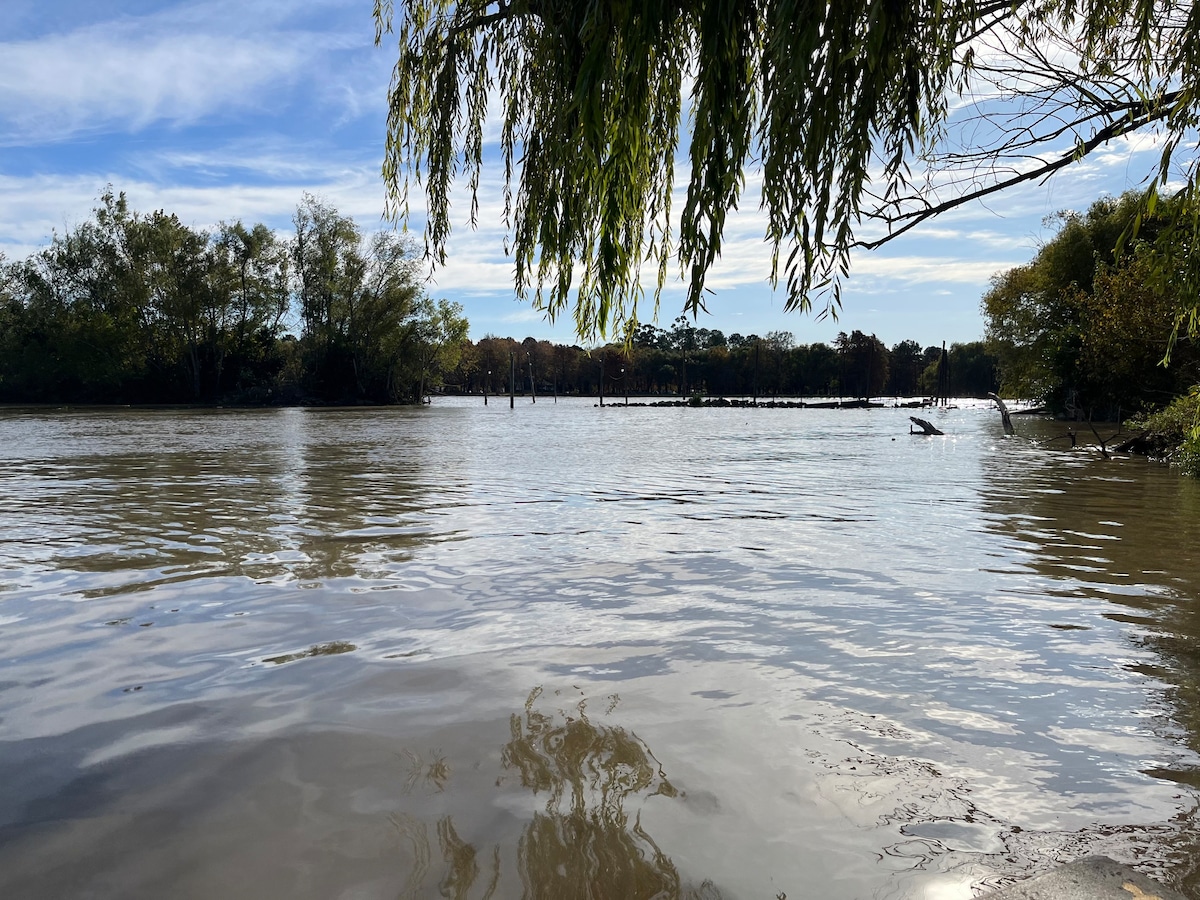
909;416;944;435
987;393;1015;435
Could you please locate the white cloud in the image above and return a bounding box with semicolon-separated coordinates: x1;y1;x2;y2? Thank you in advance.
0;31;305;144
849;253;1015;286
0;0;386;146
0;164;392;255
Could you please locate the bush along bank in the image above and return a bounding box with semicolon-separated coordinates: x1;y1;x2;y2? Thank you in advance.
1117;389;1200;476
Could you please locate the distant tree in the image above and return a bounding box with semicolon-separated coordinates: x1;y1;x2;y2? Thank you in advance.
886;340;923;397
477;334;520;393
292;194;365;395
835;331;889;398
0;191;463;406
292;196;437;402
402;298;470;401
3;191;162;401
632;323;668;350
211;221;290;394
983;191;1198;415
764;331;794;398
793;343;840;396
668;316;699;353
129;210;216;399
948;342;999;398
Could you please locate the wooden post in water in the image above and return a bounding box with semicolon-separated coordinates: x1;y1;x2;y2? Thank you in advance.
937;341;949;406
599;355;605;407
484;369;490;405
528;354;536;403
944;342;951;405
509;352;515;409
753;340;760;405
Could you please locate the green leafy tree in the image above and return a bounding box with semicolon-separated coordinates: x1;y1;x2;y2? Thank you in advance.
835;330;889;398
886;340;923;397
984;192;1198;415
1067;253;1195;414
948;342;999;398
791;343;840;396
292;194;365;394
291;196;440;403
0;190;462;406
211;221;291;394
764;331;794;398
3;191;157;400
129;210;216;399
400;298;471;401
375;0;1200;340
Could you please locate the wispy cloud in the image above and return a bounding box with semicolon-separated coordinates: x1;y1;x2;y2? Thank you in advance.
0;165;391;253
0;31;303;144
0;0;384;147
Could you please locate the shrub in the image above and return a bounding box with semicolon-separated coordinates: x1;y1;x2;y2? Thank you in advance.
1126;389;1200;476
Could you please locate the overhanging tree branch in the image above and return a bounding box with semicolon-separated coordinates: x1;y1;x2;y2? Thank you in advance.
856;96;1179;250
376;0;1200;341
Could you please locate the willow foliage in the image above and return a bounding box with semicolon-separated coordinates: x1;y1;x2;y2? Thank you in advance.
375;0;1200;341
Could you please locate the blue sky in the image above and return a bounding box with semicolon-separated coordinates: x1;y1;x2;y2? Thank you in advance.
0;0;1166;348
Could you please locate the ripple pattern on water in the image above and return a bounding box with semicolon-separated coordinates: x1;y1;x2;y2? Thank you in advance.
2;401;1200;899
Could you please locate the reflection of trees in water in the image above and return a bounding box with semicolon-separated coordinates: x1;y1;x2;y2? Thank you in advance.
978;451;1200;754
391;814;502;900
391;687;722;900
505;686;681;900
41;410;452;590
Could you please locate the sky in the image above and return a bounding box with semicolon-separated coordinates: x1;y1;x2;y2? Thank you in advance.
0;0;1169;350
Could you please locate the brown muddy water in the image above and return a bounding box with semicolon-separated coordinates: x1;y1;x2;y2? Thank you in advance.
1;399;1199;900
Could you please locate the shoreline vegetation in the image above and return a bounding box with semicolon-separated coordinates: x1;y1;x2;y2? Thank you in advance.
2;189;1198;474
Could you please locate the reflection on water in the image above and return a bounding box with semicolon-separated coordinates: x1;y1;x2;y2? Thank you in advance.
971;427;1200;896
391;687;718;900
0;408;441;595
3;403;1200;898
263;640;357;666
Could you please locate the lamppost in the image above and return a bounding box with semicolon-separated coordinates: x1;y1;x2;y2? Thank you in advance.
485;369;490;405
622;367;628;406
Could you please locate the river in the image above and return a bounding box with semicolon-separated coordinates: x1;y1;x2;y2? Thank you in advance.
1;399;1198;899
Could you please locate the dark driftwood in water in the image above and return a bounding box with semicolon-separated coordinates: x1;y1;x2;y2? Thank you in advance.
1113;430;1156;455
1085;417;1117;459
909;416;943;435
987;393;1015;435
1039;429;1077;448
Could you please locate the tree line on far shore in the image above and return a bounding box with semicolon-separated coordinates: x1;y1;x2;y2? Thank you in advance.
4;186;1198;438
0;189;998;406
0;191;467;406
450;326;997;401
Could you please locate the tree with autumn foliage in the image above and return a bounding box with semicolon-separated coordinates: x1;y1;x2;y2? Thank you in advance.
984;192;1199;418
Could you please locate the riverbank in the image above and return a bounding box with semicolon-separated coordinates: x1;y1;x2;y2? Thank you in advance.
1117;392;1200;475
984;857;1188;900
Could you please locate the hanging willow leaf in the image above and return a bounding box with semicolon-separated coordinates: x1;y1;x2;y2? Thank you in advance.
376;0;1200;342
